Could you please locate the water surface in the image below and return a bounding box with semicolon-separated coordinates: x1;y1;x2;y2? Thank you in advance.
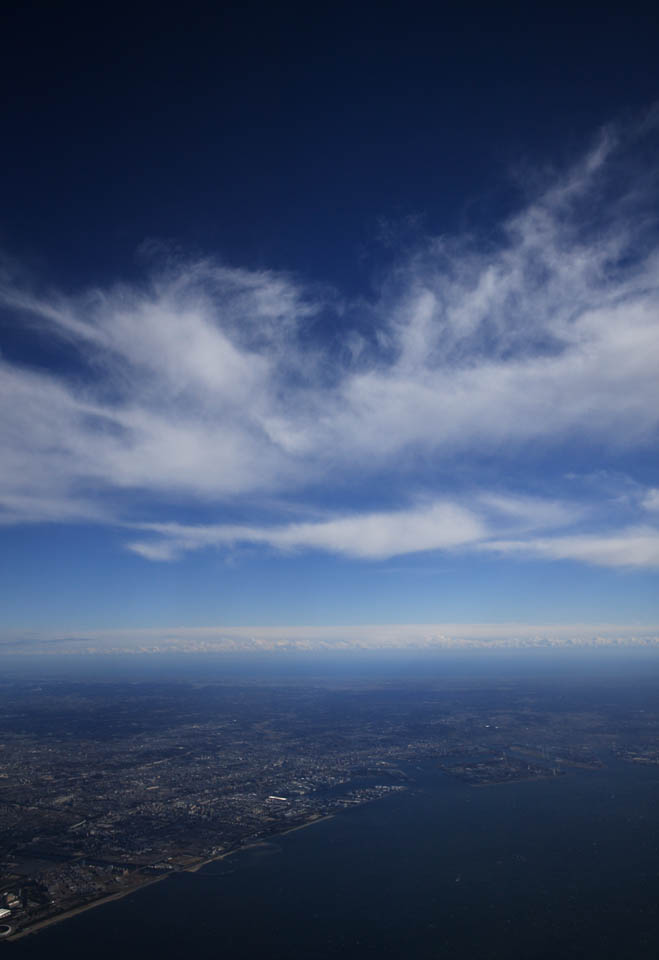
13;758;659;959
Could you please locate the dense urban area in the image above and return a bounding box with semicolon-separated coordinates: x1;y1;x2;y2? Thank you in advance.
1;669;658;939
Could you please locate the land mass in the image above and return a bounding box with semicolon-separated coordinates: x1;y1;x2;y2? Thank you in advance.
1;672;658;938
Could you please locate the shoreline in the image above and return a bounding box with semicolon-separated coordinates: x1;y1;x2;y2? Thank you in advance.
7;812;335;941
6;873;168;942
186;812;335;873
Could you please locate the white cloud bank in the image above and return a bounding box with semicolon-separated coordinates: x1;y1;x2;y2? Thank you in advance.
2;622;658;656
1;121;659;570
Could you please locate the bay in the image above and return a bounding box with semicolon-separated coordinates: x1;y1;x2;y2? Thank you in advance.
12;758;659;959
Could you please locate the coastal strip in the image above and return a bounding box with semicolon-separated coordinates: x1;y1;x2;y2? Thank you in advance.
7;812;335;940
186;812;335;873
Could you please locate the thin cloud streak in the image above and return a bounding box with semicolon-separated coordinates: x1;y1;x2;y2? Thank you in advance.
126;501;488;561
485;527;659;569
125;498;659;569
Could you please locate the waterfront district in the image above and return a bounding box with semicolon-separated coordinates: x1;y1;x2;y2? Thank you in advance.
1;673;658;938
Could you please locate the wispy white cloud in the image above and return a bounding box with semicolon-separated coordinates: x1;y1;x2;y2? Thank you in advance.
126;501;487;561
642;489;659;512
124;494;659;569
484;527;659;569
1;122;659;569
476;493;580;530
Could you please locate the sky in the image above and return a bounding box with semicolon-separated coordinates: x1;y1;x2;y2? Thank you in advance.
1;4;659;648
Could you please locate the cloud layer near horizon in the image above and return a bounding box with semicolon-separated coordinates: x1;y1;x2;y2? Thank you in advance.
1;123;659;569
2;622;658;656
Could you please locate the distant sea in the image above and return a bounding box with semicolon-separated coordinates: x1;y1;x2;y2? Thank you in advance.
12;754;659;959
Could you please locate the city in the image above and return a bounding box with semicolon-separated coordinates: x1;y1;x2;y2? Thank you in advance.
2;672;658;939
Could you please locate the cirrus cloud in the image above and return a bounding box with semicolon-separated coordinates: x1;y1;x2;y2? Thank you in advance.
1;121;659;570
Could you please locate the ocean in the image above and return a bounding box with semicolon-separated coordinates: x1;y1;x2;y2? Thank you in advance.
12;755;659;959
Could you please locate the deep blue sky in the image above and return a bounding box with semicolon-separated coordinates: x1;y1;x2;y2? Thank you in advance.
4;4;658;289
1;3;658;643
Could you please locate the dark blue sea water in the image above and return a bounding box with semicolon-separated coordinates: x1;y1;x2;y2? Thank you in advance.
12;757;659;959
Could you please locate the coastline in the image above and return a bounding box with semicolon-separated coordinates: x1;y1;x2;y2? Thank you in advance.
186;812;335;873
7;812;335;941
6;873;168;942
